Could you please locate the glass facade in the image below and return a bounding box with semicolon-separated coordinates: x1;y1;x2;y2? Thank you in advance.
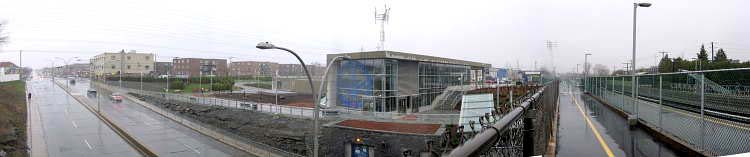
417;62;470;107
337;59;471;112
337;59;398;112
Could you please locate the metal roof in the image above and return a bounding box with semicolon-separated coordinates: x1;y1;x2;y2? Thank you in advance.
327;51;491;68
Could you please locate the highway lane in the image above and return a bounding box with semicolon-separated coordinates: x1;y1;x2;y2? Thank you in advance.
27;79;139;157
61;79;251;157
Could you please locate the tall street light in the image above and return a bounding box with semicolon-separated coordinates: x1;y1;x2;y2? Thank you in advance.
632;2;651;119
317;55;351;109
256;42;320;157
584;53;591;92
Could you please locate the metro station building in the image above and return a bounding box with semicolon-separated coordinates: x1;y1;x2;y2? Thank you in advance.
325;51;491;113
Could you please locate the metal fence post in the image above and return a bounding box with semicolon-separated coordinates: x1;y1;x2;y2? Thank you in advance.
700;73;705;149
634;76;639;117
659;75;663;130
523;112;535;157
620;76;626;110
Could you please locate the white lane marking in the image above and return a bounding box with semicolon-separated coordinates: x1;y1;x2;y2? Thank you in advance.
83;139;93;150
182;143;201;154
71;120;78;128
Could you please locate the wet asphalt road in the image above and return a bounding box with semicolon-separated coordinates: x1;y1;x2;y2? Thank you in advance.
27;79;140;157
60;78;251;157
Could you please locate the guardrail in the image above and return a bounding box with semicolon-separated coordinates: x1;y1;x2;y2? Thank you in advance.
448;81;559;156
585;68;750;156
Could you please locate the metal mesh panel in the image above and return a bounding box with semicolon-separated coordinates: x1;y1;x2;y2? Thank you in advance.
585;68;750;155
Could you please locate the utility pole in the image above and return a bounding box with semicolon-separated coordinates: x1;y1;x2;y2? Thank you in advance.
374;4;391;51
19;50;22;80
710;42;715;62
545;40;559;76
119;49;124;88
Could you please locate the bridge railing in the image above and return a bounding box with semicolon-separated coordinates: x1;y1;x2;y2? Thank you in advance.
585;68;750;156
448;80;559;157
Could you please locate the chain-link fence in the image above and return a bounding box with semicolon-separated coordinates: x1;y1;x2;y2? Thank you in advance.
585;68;750;156
448;80;559;156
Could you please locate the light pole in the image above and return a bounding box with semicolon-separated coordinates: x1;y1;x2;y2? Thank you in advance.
55;57;80;88
317;56;351;109
584;53;591;92
691;57;702;71
228;57;236;81
632;2;651;119
256;41;319;157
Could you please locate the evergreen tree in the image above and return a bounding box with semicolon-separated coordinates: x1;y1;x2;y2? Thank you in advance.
697;44;709;62
658;54;673;73
715;48;728;62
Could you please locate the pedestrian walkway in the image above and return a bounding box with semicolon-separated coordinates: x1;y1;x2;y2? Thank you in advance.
556;81;625;157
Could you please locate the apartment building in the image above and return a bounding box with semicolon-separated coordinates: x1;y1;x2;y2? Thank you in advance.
91;50;154;77
172;58;227;78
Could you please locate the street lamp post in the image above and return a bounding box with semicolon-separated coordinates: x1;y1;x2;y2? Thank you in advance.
632;2;651;119
317;56;351;109
256;42;319;157
584;53;592;92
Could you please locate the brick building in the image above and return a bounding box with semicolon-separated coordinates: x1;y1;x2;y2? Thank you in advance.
172;58;227;78
228;61;279;77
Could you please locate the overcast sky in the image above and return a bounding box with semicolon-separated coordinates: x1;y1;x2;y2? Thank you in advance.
0;0;748;71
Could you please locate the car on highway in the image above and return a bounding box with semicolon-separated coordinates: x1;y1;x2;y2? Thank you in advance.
110;92;124;102
87;89;97;97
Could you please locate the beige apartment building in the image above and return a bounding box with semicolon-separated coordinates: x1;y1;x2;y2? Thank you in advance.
91;50;154;77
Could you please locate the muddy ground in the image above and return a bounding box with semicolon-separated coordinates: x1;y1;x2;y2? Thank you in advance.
211;92;314;108
129;92;328;156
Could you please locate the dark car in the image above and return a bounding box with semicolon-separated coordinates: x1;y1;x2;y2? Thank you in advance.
87;89;97;96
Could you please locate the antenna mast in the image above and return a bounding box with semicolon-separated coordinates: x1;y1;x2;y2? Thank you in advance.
545;40;559;76
375;4;390;51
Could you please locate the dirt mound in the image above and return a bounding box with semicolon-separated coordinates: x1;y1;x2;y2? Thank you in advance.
130;92;325;155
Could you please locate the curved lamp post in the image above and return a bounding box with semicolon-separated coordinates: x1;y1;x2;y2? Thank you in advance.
256;42;319;157
317;55;351;108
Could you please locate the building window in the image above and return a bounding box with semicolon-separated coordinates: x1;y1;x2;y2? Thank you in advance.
127;65;131;69
145;56;150;60
145;65;149;69
127;56;131;60
111;65;116;69
111;56;116;60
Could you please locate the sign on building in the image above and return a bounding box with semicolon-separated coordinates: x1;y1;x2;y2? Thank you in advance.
458;93;494;132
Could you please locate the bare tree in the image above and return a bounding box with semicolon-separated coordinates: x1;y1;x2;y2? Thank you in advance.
0;21;7;45
592;64;610;76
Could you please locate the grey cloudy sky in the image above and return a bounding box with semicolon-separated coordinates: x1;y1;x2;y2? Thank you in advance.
0;0;748;71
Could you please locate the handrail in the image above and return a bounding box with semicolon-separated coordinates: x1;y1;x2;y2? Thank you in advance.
604;67;750;77
448;87;544;156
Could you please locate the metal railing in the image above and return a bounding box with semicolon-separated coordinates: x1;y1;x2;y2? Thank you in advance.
584;68;750;156
448;80;559;157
